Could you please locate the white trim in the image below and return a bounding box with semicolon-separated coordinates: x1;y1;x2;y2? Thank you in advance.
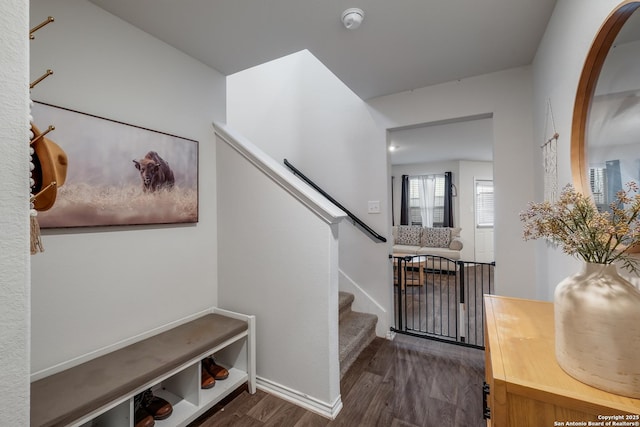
213;121;347;225
339;269;386;314
212;308;257;393
256;376;343;420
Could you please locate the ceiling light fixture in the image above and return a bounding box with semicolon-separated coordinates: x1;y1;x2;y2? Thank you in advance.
342;8;364;30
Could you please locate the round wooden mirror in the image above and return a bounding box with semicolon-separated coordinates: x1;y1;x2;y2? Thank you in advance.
571;0;640;196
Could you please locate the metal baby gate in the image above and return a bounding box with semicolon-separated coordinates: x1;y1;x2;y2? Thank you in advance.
391;255;495;349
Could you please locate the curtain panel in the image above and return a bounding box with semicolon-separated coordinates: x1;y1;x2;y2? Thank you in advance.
400;175;409;225
444;171;453;227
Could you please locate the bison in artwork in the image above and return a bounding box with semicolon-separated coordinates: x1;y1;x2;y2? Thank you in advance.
133;151;175;193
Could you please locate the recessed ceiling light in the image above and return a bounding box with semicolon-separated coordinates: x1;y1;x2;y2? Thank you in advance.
389;145;398;152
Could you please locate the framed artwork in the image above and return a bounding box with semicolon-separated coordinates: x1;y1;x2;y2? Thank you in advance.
31;101;198;228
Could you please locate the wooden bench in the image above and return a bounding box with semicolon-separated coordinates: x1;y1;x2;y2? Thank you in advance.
31;309;255;427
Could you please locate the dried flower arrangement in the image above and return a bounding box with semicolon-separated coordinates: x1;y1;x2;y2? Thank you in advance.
520;182;640;273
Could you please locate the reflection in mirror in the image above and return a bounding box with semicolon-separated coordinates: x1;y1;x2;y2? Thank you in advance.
585;5;640;211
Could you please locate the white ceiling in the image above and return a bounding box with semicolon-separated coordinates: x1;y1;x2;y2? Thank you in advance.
87;0;557;165
87;0;557;101
389;115;494;165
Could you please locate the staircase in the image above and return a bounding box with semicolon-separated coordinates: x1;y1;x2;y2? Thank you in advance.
338;291;377;377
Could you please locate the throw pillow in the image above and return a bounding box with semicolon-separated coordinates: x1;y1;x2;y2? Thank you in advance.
449;238;463;250
422;227;451;248
396;225;422;246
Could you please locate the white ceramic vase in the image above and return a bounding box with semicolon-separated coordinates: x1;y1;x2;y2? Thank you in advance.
554;262;640;398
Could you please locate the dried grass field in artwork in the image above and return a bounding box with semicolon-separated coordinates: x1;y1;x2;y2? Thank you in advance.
32;102;198;228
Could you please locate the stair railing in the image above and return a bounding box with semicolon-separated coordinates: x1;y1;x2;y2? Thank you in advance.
284;159;387;243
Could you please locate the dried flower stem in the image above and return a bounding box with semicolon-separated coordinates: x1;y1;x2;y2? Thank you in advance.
520;182;640;273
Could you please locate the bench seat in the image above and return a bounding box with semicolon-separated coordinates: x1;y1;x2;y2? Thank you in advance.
31;313;248;427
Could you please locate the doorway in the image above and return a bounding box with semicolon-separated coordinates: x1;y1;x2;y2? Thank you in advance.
388;114;496;347
388;114;495;262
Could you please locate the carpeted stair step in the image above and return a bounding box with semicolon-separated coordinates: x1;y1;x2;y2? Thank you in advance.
339;291;355;321
338;292;377;377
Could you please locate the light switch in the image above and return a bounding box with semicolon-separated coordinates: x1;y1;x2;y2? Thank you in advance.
368;200;380;214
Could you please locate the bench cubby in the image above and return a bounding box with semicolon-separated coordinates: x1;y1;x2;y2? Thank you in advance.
32;308;255;427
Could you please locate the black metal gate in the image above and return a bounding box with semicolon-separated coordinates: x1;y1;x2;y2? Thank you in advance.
391;255;494;349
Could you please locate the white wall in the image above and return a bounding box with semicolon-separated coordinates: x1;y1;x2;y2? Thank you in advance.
216;137;341;415
227;50;393;336
0;1;30;424
531;0;629;300
369;68;536;298
29;0;225;375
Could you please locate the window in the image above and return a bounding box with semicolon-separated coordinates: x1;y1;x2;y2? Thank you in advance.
475;180;494;228
409;178;422;225
408;175;445;227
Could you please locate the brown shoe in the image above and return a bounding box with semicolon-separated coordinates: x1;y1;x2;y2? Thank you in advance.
139;389;173;421
134;393;155;427
201;364;216;389
203;356;229;380
134;410;154;427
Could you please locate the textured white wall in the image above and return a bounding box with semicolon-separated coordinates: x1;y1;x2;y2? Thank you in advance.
0;1;30;424
531;0;628;300
29;0;225;375
369;68;537;299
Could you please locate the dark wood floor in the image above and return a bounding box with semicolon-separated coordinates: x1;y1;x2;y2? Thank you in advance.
189;334;485;427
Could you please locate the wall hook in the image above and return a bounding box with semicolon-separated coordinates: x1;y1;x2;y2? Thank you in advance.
30;69;54;89
30;16;54;39
30;181;57;203
30;125;55;145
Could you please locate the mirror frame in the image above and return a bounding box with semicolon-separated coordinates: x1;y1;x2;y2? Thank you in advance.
571;0;640;194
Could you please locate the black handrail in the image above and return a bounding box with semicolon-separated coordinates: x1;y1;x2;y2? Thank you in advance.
284;159;387;243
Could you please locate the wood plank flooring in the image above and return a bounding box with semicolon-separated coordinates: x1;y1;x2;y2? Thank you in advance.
189;334;485;427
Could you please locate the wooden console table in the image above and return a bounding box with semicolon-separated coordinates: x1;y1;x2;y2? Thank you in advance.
484;295;640;427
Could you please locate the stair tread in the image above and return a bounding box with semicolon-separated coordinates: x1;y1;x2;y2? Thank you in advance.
338;292;378;377
338;291;354;313
338;310;377;376
339;311;377;341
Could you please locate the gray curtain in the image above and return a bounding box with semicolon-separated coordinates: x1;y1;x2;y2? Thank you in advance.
443;171;453;227
400;175;409;225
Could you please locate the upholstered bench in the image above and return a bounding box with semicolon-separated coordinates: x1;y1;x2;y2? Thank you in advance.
31;310;255;427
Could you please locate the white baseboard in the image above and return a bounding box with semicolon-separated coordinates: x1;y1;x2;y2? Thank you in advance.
256;376;343;420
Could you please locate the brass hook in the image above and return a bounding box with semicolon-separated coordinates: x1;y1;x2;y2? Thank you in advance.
30;181;57;202
541;132;560;148
30;69;53;89
30;16;54;39
30;125;55;145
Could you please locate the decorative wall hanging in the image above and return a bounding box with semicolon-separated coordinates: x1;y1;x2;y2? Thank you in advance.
29;15;57;253
31;102;199;228
542;98;559;202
